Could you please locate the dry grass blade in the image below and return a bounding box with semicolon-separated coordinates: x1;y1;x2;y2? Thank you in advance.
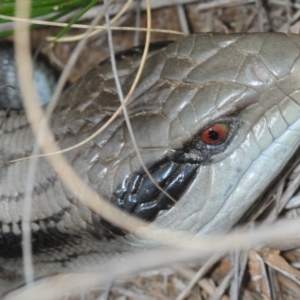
104;0;179;205
176;254;222;300
5;219;300;299
210;269;233;300
14;0;38;285
258;249;300;285
0;13;186;36
248;250;271;297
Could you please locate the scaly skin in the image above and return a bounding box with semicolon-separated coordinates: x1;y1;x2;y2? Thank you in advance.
1;33;300;295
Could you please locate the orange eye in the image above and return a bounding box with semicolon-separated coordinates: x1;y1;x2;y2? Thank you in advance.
200;123;230;145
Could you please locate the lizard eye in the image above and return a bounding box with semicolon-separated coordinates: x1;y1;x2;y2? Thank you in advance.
200;123;230;145
187;117;239;157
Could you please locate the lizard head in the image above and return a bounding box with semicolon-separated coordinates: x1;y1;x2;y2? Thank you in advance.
92;33;300;237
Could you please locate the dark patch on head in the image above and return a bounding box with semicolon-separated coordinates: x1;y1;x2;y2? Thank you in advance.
98;151;201;236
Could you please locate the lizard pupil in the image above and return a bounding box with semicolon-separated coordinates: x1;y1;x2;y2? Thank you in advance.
208;130;219;140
